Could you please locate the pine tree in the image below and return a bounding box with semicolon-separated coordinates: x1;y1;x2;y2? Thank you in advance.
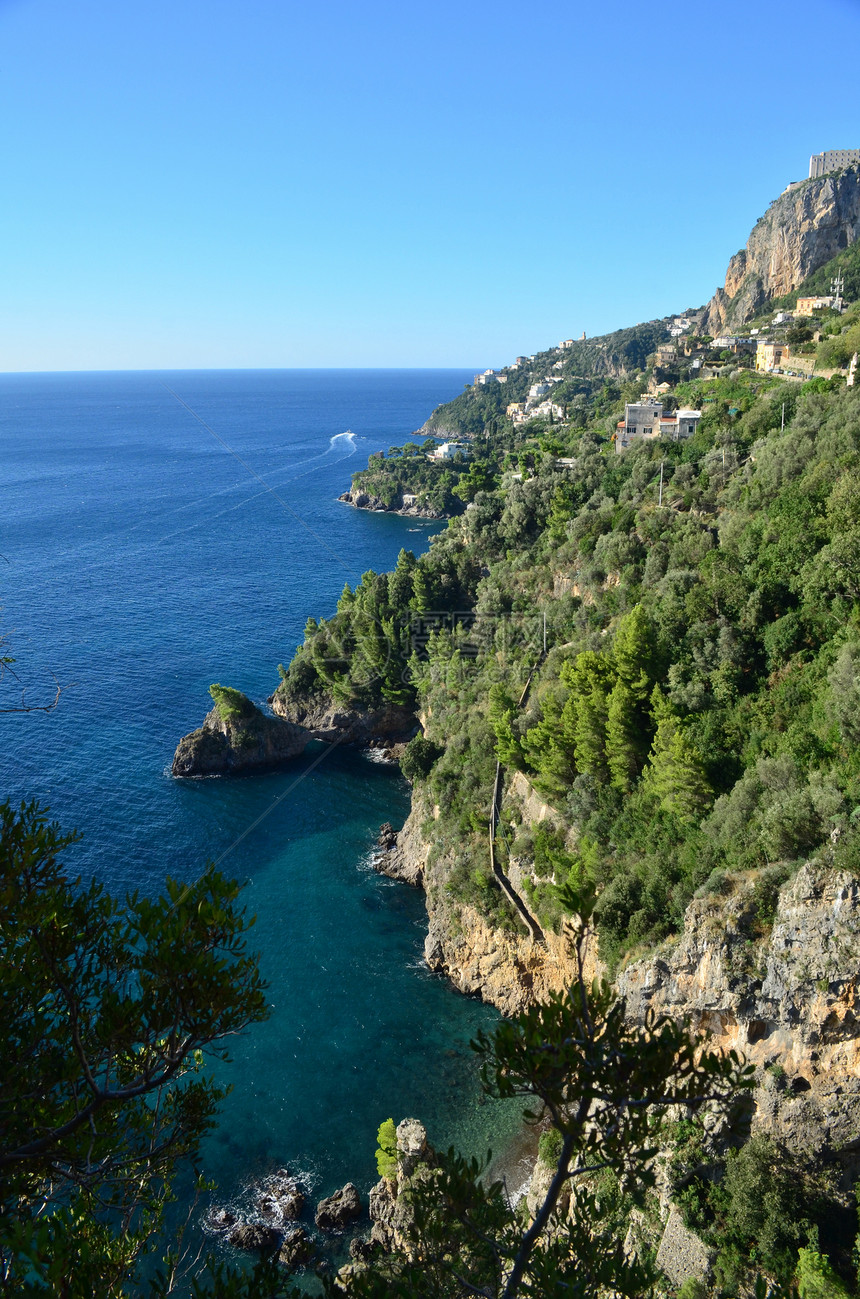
566;652;611;779
645;692;711;820
605;679;640;792
387;549;416;616
612;604;658;705
488;683;523;769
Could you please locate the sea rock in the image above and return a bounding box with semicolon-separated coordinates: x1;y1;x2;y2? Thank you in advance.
395;1119;427;1179
368;1122;438;1256
206;1206;237;1231
278;1224;314;1270
373;820;424;888
377;822;398;851
368;1177;397;1250
270;690;416;747
172;690;308;777
226;1221;281;1254
315;1182;363;1231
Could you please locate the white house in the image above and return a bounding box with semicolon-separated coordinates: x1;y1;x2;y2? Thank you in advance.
428;441;470;461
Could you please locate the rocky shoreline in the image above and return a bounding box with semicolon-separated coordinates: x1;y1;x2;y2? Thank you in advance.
174;685;860;1287
337;489;448;519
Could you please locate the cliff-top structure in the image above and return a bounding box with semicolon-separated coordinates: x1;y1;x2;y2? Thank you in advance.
810;148;860;178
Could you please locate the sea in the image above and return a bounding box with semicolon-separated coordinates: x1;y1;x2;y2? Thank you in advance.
0;370;526;1243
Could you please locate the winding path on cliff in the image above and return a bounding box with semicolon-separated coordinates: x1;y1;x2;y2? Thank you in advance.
488;657;546;946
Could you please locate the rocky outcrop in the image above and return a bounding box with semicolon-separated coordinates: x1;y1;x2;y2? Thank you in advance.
389;781;592;1015
618;862;860;1176
315;1183;363;1232
278;1224;314;1270
365;1119;434;1258
339;489;447;519
270;690;416;746
655;1206;715;1288
172;691;308;777
699;166;860;333
373;820;426;888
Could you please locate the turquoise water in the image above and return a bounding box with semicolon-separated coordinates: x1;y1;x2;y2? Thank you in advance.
1;370;521;1228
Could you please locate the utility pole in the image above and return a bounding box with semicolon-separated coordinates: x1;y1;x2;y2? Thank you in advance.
832;272;845;314
658;459;664;507
542;611;547;655
781;402;785;433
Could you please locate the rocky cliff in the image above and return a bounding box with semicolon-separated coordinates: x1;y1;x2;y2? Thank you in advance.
699;166;860;333
386;790;860;1175
618;861;860;1178
270;689;417;746
172;692;307;777
380;792;588;1017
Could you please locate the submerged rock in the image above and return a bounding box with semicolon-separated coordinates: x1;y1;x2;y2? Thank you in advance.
172;686;308;777
315;1182;363;1231
257;1169;305;1222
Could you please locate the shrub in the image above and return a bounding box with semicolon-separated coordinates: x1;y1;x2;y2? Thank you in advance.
401;735;443;783
209;683;255;723
375;1118;398;1179
538;1126;563;1168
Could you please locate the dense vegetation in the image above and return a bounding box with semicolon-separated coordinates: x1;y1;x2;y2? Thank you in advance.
272;364;860;1292
283;368;860;965
347;440;498;515
9;275;860;1293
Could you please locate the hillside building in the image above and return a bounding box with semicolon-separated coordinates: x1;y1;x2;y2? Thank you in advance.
809;149;860;178
755;341;791;372
615;400;701;453
527;381;551;403
428;441;469;461
796;295;835;316
655;343;679;365
711;336;756;353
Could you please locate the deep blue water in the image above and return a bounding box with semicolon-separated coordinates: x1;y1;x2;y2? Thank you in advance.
0;370;521;1223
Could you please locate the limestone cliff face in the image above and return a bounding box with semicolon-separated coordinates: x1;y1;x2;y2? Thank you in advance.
270;690;416;745
618;862;860;1171
172;699;307;777
391;791;860;1170
386;793;585;1017
700;167;860;333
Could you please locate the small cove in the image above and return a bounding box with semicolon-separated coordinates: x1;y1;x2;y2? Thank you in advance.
0;368;525;1241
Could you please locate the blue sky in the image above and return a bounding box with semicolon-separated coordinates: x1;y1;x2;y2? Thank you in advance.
2;0;859;370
